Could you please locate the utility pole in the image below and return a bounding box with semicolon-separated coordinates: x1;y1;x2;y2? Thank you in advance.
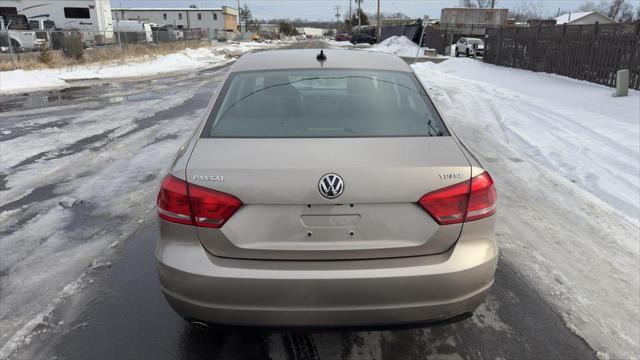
376;0;380;42
334;5;341;33
491;0;496;8
237;0;241;32
348;0;352;33
357;0;362;30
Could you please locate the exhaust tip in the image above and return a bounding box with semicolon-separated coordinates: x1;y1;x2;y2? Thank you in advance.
190;320;210;330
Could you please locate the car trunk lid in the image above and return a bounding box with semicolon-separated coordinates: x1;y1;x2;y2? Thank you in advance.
187;137;471;260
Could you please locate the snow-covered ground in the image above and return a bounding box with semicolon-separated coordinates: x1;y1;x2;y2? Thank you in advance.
0;42;279;94
1;41;639;359
370;35;423;57
328;36;441;58
325;40;353;47
0;74;221;357
413;58;639;360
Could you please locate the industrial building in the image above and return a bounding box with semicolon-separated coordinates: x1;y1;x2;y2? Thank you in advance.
295;27;324;38
439;8;509;36
111;6;238;36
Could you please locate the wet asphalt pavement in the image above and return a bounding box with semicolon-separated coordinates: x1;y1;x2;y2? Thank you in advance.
18;220;596;360
2;41;596;359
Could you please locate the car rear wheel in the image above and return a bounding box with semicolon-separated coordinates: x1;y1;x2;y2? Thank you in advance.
9;39;21;52
465;48;470;57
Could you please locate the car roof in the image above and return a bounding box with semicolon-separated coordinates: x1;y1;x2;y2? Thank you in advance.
231;49;411;73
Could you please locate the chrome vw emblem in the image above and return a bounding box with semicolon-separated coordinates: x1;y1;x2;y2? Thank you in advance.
318;173;344;199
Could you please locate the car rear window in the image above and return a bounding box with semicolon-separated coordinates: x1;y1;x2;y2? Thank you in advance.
202;69;448;138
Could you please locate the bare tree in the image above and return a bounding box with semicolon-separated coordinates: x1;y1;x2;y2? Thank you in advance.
458;0;493;8
577;1;598;11
596;0;634;21
380;11;410;19
511;0;547;21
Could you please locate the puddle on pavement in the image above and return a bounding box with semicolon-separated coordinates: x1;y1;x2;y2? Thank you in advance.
0;84;160;112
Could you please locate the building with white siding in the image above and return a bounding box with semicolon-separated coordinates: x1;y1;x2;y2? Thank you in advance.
111;6;237;36
555;11;615;25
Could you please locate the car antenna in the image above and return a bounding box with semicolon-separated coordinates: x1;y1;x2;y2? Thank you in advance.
316;50;327;66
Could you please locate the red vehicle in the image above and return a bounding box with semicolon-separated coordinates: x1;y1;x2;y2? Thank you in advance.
334;33;351;42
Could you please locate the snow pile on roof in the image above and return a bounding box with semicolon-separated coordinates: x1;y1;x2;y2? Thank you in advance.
555;11;593;24
0;42;275;94
370;35;421;57
413;58;639;360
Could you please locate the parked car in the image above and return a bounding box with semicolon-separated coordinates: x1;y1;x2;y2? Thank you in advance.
334;33;351;42
156;49;498;328
455;37;484;57
0;14;44;52
350;32;376;45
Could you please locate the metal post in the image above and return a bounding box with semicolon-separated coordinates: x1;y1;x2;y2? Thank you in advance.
349;0;352;33
414;21;426;64
116;28;124;64
615;69;629;97
5;20;16;70
357;0;362;29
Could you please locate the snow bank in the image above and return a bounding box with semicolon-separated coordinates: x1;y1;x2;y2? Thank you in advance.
419;59;640;219
325;40;353;47
370;36;421;57
0;42;276;94
413;58;640;359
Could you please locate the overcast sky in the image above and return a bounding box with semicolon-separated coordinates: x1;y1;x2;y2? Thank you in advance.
114;0;640;21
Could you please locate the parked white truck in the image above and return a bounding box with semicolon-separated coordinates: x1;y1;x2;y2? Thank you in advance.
0;14;44;52
0;0;114;46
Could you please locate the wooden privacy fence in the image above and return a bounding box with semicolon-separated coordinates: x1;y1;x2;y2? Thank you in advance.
484;22;640;90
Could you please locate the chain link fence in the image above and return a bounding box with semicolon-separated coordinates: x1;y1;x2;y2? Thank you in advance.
0;28;228;70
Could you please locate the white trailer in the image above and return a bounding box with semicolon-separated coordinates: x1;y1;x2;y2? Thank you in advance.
0;0;114;45
113;20;152;43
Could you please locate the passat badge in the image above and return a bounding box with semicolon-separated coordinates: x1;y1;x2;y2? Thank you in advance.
193;175;224;182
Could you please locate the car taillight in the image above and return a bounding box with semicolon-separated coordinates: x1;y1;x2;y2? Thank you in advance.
157;175;194;226
465;172;497;222
157;175;242;228
188;182;242;228
418;172;496;225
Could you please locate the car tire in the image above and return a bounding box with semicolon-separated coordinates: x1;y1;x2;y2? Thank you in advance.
10;39;21;52
465;49;470;57
455;50;459;57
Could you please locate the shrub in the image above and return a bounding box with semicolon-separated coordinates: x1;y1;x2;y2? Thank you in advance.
38;42;53;65
62;34;83;60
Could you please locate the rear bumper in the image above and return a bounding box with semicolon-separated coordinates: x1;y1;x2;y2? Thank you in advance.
156;218;498;327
